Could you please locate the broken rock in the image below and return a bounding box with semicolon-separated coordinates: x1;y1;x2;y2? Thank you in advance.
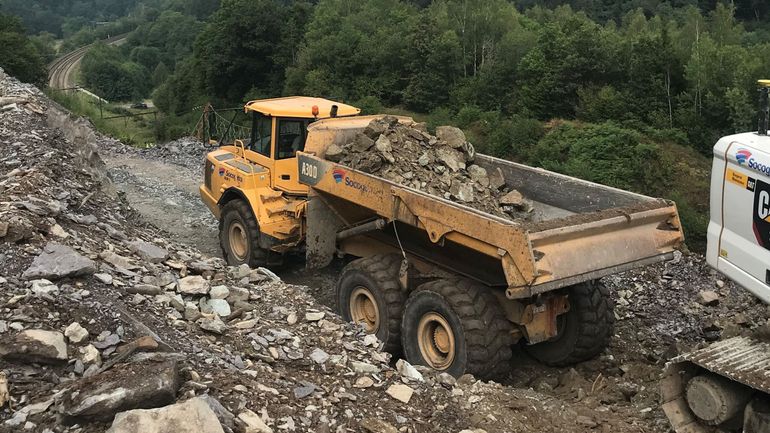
64;322;89;344
178;275;210;295
60;360;180;423
107;396;225;433
698;290;720;306
238;408;273;433
436;126;467;149
22;242;95;280
386;383;414;404
361;417;398;433
127;240;169;263
0;329;67;364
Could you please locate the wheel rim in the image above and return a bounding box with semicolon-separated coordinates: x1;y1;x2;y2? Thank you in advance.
350;287;379;333
417;312;456;370
228;221;249;261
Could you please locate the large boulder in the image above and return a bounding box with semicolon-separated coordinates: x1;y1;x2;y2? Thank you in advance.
106;397;225;433
22;242;95;280
59;360;180;423
0;329;67;364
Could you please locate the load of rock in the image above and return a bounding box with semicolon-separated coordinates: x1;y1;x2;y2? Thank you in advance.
326;116;532;220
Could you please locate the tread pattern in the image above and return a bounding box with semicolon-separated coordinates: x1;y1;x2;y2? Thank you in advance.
528;280;615;366
338;254;406;353
219;200;268;267
410;279;513;379
564;280;615;364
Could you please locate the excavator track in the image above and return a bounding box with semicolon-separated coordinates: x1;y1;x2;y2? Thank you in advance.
661;336;770;432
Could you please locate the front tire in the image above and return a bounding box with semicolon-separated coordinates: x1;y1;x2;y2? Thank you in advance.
401;279;513;380
337;254;406;354
219;200;281;268
525;280;614;366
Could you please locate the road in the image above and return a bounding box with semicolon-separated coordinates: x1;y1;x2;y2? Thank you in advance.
47;34;128;91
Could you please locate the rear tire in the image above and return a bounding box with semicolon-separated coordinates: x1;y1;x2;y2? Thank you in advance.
401;279;513;380
337;254;406;354
220;200;282;268
525;280;614;366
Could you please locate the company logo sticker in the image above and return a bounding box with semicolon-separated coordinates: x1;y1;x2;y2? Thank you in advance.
333;169;345;183
736;148;770;177
737;149;752;165
218;167;225;177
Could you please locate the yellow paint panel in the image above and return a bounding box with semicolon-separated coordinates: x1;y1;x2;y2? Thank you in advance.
245;96;360;118
726;168;749;189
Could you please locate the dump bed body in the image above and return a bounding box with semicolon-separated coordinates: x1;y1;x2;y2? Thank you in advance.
298;148;683;298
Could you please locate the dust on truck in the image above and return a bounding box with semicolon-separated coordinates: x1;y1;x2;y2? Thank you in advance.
200;96;684;378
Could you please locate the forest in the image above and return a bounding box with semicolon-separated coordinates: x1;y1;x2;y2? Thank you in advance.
2;0;770;249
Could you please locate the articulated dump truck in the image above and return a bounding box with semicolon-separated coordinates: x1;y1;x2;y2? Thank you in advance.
200;97;684;379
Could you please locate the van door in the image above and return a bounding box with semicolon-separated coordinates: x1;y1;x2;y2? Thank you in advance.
708;134;770;303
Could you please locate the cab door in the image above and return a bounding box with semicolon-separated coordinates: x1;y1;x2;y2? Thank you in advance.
272;117;311;194
708;134;770;303
243;113;275;175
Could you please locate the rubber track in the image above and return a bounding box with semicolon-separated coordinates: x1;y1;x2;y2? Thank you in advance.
413;279;513;379
341;254;405;353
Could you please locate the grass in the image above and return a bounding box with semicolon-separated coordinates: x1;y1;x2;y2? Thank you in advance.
46;89;160;147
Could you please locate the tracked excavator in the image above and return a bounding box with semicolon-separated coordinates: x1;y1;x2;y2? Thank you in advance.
661;81;770;432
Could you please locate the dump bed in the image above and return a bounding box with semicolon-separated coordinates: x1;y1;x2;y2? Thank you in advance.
298;152;683;298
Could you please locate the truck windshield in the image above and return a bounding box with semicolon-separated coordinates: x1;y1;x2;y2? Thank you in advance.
250;112;272;157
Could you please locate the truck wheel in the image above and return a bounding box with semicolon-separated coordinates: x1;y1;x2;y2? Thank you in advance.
525;280;614;366
220;200;280;268
337;254;406;354
401;279;513;379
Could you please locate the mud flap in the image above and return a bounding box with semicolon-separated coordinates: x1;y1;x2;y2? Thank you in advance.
305;193;344;269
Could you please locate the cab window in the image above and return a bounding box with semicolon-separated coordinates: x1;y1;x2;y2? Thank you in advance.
276;118;310;159
250;112;272;157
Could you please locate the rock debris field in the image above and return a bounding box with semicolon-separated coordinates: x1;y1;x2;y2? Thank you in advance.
1;68;769;433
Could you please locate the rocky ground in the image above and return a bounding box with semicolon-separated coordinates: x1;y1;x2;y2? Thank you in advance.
1;69;768;433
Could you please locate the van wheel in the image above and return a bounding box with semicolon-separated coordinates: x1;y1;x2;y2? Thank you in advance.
525;280;614;366
337;254;406;354
401;279;513;380
220;200;281;268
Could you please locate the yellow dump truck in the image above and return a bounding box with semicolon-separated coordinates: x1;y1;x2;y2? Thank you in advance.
200;97;684;378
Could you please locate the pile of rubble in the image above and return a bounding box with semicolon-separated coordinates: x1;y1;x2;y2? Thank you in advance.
326;116;532;219
1;69;644;433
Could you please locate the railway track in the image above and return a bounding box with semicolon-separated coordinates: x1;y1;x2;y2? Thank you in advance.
47;34;128;91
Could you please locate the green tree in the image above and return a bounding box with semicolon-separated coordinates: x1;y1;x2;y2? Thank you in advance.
0;13;46;86
516;12;620;119
195;0;288;101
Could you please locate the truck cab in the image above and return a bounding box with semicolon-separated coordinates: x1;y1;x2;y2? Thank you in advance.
199;97;360;267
